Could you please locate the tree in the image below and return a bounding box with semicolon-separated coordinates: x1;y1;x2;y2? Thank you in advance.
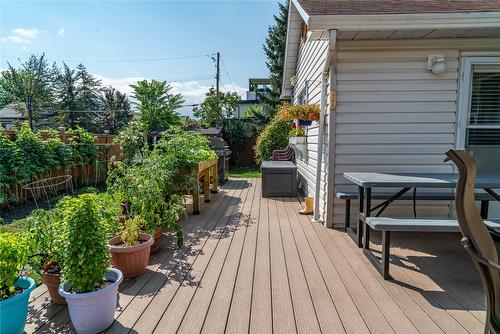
100;87;132;134
54;63;79;128
76;64;101;132
193;88;240;127
0;54;55;130
130;80;184;133
262;1;289;110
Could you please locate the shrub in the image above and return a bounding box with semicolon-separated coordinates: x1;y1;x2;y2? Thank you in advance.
289;127;305;137
67;126;97;165
59;194;109;293
255;118;292;163
0;232;32;300
114;120;144;164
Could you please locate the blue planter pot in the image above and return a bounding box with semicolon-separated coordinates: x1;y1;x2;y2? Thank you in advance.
0;276;36;334
298;119;313;126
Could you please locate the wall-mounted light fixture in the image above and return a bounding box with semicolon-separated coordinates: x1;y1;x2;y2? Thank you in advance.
427;54;448;75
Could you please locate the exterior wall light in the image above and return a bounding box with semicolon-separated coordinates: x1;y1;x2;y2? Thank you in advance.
427;54;448;75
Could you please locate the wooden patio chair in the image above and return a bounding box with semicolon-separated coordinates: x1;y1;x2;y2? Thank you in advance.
446;149;500;333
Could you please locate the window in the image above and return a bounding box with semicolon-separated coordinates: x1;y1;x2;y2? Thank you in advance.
458;57;500;173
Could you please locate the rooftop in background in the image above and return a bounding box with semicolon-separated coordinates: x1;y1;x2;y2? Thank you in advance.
296;0;500;15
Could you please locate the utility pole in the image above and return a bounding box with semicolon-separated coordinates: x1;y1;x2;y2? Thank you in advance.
216;52;220;93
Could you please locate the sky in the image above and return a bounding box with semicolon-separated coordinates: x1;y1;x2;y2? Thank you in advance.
0;0;280;116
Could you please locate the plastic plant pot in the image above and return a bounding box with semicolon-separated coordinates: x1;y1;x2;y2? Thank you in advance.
0;276;36;334
109;233;154;278
59;268;123;334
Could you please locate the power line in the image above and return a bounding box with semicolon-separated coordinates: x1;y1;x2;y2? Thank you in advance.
220;56;233;84
0;53;217;64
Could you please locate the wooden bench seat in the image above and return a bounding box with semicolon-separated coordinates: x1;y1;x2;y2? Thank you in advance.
364;217;500;279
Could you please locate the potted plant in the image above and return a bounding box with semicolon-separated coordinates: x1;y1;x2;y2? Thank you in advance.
0;232;36;334
26;209;66;304
58;194;123;334
108;216;154;278
288;127;306;145
289;104;320;126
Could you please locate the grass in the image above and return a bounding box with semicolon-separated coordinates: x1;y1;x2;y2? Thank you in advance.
229;167;261;179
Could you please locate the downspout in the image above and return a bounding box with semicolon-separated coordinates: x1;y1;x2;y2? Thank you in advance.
312;29;336;224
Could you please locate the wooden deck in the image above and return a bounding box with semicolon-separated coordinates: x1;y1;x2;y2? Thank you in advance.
27;178;486;333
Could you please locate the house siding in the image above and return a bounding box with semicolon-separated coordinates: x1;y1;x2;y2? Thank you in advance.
293;33;330;221
330;38;500;227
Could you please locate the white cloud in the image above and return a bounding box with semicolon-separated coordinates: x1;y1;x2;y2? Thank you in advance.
95;74;247;117
1;27;42;46
1;35;31;45
11;28;42;39
57;28;65;37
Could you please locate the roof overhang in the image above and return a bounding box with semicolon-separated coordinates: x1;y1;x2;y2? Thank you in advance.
281;0;500;99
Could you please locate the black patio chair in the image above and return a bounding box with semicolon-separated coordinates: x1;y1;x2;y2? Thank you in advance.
446;149;500;333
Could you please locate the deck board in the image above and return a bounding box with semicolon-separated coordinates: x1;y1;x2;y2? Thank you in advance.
27;178;487;334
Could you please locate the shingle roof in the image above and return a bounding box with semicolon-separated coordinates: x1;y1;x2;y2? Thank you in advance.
297;0;500;15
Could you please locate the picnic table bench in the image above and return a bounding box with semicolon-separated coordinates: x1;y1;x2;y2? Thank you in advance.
366;217;500;279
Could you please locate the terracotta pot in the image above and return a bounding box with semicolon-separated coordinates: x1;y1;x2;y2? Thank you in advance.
108;233;154;278
41;271;66;304
150;227;164;253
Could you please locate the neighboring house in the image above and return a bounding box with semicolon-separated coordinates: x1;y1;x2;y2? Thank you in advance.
282;0;500;227
0;103;27;130
236;78;271;118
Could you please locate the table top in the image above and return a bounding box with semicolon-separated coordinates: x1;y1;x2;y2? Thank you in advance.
343;172;500;189
261;161;297;170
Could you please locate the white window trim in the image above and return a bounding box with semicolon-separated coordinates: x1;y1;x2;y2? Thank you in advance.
457;55;500;149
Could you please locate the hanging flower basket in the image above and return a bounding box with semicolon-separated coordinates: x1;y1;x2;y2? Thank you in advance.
289;104;320;126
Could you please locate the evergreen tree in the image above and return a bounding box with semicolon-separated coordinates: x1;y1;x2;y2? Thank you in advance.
99;87;132;134
54;63;79;128
262;1;289;111
76;64;101;132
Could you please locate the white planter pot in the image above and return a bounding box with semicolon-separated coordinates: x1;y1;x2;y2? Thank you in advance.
59;268;123;334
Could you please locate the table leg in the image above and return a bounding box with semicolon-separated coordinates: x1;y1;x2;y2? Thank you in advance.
363;187;372;250
356;185;364;248
193;188;200;215
481;200;489;219
212;164;219;193
204;169;211;202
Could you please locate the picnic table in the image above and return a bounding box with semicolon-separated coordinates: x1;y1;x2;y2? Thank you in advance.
343;172;500;248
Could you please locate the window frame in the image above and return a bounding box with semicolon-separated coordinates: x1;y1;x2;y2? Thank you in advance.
457;55;500;149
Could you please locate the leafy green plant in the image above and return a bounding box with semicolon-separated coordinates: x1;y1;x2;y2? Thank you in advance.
59;194;109;293
114;120;144;164
0;232;32;300
25;209;64;274
0;127;17;204
67;126;97;165
120;217;142;246
193;88;240;127
289;127;305;137
255;118;292;163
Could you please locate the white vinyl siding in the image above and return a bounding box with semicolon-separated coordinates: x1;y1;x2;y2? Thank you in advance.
329;39;500;227
293;33;329;220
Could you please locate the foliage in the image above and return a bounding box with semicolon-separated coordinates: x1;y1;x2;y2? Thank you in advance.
0;127;17;204
67;126;97;165
0;232;32;300
53;63;80;128
255;117;292;163
288;104;320;121
0;54;55;129
14;123;49;184
39;129;74;169
25;209;64;273
131;80;184;134
222;118;259;165
100;87;133;134
114;120;144;164
289;127;305;137
75;64;102;132
193;88;240;127
262;1;289;109
120;216;142;246
59;194;109;293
